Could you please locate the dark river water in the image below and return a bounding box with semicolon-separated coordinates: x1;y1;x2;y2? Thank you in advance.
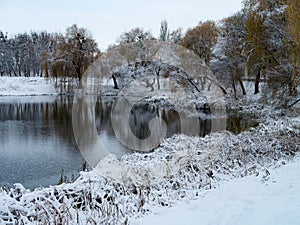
0;96;257;190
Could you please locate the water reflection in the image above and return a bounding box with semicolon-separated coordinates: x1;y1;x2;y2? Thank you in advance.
226;112;259;134
0;96;82;190
0;96;257;189
128;104;215;139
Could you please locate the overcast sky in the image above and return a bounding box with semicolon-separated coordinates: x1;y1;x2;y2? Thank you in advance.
0;0;242;50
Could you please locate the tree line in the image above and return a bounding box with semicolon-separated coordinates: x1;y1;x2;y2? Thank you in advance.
213;0;299;97
0;0;298;96
0;25;99;80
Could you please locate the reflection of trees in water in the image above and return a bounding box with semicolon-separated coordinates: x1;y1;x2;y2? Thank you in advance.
95;97;115;137
0;102;47;121
0;101;51;138
93;96;214;141
51;96;75;146
226;113;259;134
94;97;214;140
129;103;212;139
0;97;256;156
0;97;77;148
129;105;181;139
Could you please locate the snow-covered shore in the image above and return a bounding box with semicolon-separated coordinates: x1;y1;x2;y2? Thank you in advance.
0;115;299;224
0;76;57;96
132;157;300;225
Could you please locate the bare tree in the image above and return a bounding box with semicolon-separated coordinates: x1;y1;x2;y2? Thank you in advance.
169;28;183;45
217;12;248;98
117;27;154;44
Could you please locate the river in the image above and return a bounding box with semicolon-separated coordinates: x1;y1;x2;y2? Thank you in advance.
0;95;257;189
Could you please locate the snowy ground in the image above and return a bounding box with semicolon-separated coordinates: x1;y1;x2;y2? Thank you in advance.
0;76;57;96
132;157;300;225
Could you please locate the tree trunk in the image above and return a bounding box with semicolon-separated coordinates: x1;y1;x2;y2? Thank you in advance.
157;76;160;90
231;72;237;99
239;79;246;95
112;74;119;89
254;67;261;94
77;65;82;81
290;64;298;96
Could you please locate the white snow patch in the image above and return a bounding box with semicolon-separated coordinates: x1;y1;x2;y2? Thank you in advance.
132;157;300;225
0;76;57;96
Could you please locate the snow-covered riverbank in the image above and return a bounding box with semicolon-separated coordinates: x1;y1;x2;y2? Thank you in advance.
0;115;299;224
132;156;300;225
0;76;57;96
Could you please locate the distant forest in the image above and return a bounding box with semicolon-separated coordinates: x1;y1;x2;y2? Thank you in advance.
0;0;299;96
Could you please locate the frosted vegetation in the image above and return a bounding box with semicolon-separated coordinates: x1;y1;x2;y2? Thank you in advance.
0;109;299;224
0;0;300;224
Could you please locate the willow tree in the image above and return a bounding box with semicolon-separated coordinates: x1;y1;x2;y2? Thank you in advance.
181;21;218;65
245;11;268;94
53;24;99;80
244;0;285;94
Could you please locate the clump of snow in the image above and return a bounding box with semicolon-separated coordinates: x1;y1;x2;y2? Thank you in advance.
0;115;299;224
0;76;57;96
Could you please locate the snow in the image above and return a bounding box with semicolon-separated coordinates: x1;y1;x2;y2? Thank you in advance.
132;156;300;225
0;76;57;96
0;114;299;224
0;95;60;104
